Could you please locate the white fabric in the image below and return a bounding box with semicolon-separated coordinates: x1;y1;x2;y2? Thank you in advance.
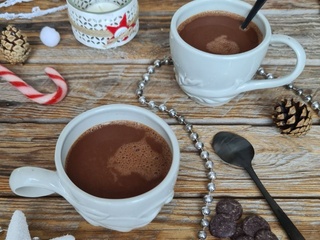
5;210;75;240
5;210;31;240
0;4;67;20
50;235;75;240
0;0;32;8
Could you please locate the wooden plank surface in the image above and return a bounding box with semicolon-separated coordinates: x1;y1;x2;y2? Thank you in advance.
0;0;319;239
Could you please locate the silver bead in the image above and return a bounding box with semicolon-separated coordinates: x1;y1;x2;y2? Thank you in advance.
147;65;155;74
143;73;150;82
190;132;198;141
202;206;211;215
200;150;209;160
311;101;320;110
185;123;193;132
198;230;207;239
154;59;161;67
135;89;143;96
33;238;41;240
205;160;213;169
304;95;312;102
266;73;274;79
207;171;216;180
195;141;204;150
296;89;303;95
257;67;265;76
148;101;156;109
286;83;294;89
168;109;177;117
138;96;147;104
204;194;213;203
178;115;185;124
138;81;145;89
207;182;215;192
164;57;171;65
201;218;210;228
158;104;167;112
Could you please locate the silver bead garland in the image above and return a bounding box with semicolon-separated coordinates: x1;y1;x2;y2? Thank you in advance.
257;67;320;114
135;56;216;240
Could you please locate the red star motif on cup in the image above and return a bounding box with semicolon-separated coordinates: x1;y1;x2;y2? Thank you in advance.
106;13;136;41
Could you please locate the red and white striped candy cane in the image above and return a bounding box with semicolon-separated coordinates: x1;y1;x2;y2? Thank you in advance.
0;65;68;105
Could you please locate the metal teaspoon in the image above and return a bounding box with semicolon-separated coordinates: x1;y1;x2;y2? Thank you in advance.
212;131;305;240
241;0;267;29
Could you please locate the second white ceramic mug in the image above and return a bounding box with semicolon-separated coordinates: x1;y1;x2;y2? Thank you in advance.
170;0;306;106
9;104;180;232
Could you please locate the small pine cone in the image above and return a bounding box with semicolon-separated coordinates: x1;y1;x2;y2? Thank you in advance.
272;98;312;136
0;25;31;65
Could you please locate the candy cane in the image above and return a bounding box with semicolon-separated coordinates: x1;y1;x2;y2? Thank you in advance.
0;65;67;104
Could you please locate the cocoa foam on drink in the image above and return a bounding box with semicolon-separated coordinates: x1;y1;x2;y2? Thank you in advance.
65;120;172;199
108;127;172;181
178;11;263;55
206;35;241;55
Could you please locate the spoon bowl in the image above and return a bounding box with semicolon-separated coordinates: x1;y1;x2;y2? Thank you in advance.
212;131;305;240
212;131;254;168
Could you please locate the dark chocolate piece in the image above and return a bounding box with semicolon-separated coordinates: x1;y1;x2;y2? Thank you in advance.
242;215;270;237
255;229;278;240
209;213;237;238
216;198;243;221
231;223;246;240
236;236;255;240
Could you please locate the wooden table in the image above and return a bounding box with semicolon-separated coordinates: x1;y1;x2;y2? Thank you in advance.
0;0;319;239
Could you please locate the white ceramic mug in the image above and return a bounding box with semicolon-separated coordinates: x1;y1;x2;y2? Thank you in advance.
66;0;139;49
170;0;306;106
9;104;180;232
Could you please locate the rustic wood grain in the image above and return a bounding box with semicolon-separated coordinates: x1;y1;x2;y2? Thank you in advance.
0;0;319;239
0;197;318;239
0;65;320;123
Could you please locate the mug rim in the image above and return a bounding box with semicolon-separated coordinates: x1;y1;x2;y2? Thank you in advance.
55;104;180;203
66;0;132;14
170;0;272;58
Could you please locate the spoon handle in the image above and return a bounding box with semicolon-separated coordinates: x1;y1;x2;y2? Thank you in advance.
245;166;305;240
241;0;267;29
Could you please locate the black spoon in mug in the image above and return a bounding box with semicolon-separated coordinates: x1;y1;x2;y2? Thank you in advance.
241;0;267;29
212;131;305;240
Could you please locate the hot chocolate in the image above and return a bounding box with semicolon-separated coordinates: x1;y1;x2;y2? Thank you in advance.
178;11;263;55
65;120;172;199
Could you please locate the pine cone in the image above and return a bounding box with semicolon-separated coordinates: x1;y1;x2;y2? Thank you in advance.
0;25;31;65
272;98;312;136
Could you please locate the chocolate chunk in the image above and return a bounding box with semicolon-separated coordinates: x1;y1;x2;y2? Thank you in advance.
255;229;278;240
242;215;270;237
231;224;245;240
209;213;237;238
235;236;255;240
216;198;243;220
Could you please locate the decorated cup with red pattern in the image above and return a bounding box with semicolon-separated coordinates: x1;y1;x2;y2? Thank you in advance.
66;0;139;49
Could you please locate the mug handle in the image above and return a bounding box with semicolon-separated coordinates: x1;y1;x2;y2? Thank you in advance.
237;34;306;93
9;166;65;197
10;167;117;221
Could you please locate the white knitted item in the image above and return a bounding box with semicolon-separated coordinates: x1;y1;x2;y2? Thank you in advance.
0;0;32;8
0;3;67;20
50;235;75;240
5;210;31;240
5;210;75;240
